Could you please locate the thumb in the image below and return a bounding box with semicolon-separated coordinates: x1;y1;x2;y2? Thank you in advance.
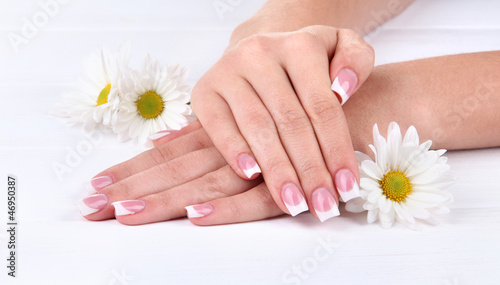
329;29;375;105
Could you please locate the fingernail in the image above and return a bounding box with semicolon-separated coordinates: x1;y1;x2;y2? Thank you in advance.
112;200;146;216
237;153;261;179
311;188;340;222
281;183;308;216
331;68;358;106
84;176;113;193
335;169;360;202
77;194;108;216
185;204;214;218
148;130;176;141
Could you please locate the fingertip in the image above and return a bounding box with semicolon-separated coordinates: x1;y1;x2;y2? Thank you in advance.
331;68;359;105
237;153;262;179
185;203;216;226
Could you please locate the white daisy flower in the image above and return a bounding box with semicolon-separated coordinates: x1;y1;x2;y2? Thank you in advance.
52;43;131;133
345;122;456;229
113;54;192;144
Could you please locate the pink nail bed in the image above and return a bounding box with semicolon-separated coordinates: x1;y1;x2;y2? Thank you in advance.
281;183;308;216
331;68;358;105
112;200;146;216
237;153;261;179
90;176;113;191
311;188;340;222
77;194;108;216
185;204;214;218
335;169;360;202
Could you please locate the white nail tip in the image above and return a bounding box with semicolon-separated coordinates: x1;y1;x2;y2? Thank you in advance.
338;183;361;203
284;199;309;217
185;206;204;218
112;202;136;216
243;164;262;179
77;200;100;216
331;76;349;106
316;207;341;222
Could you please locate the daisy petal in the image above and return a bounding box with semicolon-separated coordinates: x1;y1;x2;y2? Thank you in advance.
361;160;383;180
379;208;395;228
367;209;379;223
360;178;381;192
367;190;383;204
394;203;415;224
403;125;419;145
345;198;366;213
377;197;392;213
355;151;373;165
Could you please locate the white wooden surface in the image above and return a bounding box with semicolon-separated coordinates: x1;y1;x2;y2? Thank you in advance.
1;1;500;284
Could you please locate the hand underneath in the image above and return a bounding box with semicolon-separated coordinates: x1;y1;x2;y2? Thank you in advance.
78;121;284;226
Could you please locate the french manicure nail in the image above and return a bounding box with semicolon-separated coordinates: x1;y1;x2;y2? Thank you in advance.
112;200;146;216
84;176;113;193
312;188;340;222
237;153;261;179
331;68;358;106
185;204;214;218
77;194;108;216
148;130;176;141
335;169;360;202
281;183;308;216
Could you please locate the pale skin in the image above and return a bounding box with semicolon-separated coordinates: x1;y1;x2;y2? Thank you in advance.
80;0;500;225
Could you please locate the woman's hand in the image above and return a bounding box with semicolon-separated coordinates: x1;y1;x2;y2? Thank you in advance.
191;25;374;221
78;121;284;226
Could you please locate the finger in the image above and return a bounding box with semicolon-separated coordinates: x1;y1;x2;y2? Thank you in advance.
186;183;284;226
191;88;262;181
88;128;213;192
209;74;308;217
280;27;363;204
228;36;339;221
325;28;375;105
149;120;202;147
79;147;226;220
111;165;262;225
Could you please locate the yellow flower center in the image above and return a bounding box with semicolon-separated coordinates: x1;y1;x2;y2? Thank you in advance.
136;90;164;119
379;170;413;202
96;83;112;106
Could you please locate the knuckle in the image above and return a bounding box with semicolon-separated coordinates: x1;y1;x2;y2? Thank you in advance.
276;108;310;133
308;96;342;125
266;160;291;178
298;160;325;179
218;136;244;157
282;31;318;55
235;34;271;58
200;171;228;199
246;113;276;134
148;146;172;165
341;44;369;60
109;181;132;201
